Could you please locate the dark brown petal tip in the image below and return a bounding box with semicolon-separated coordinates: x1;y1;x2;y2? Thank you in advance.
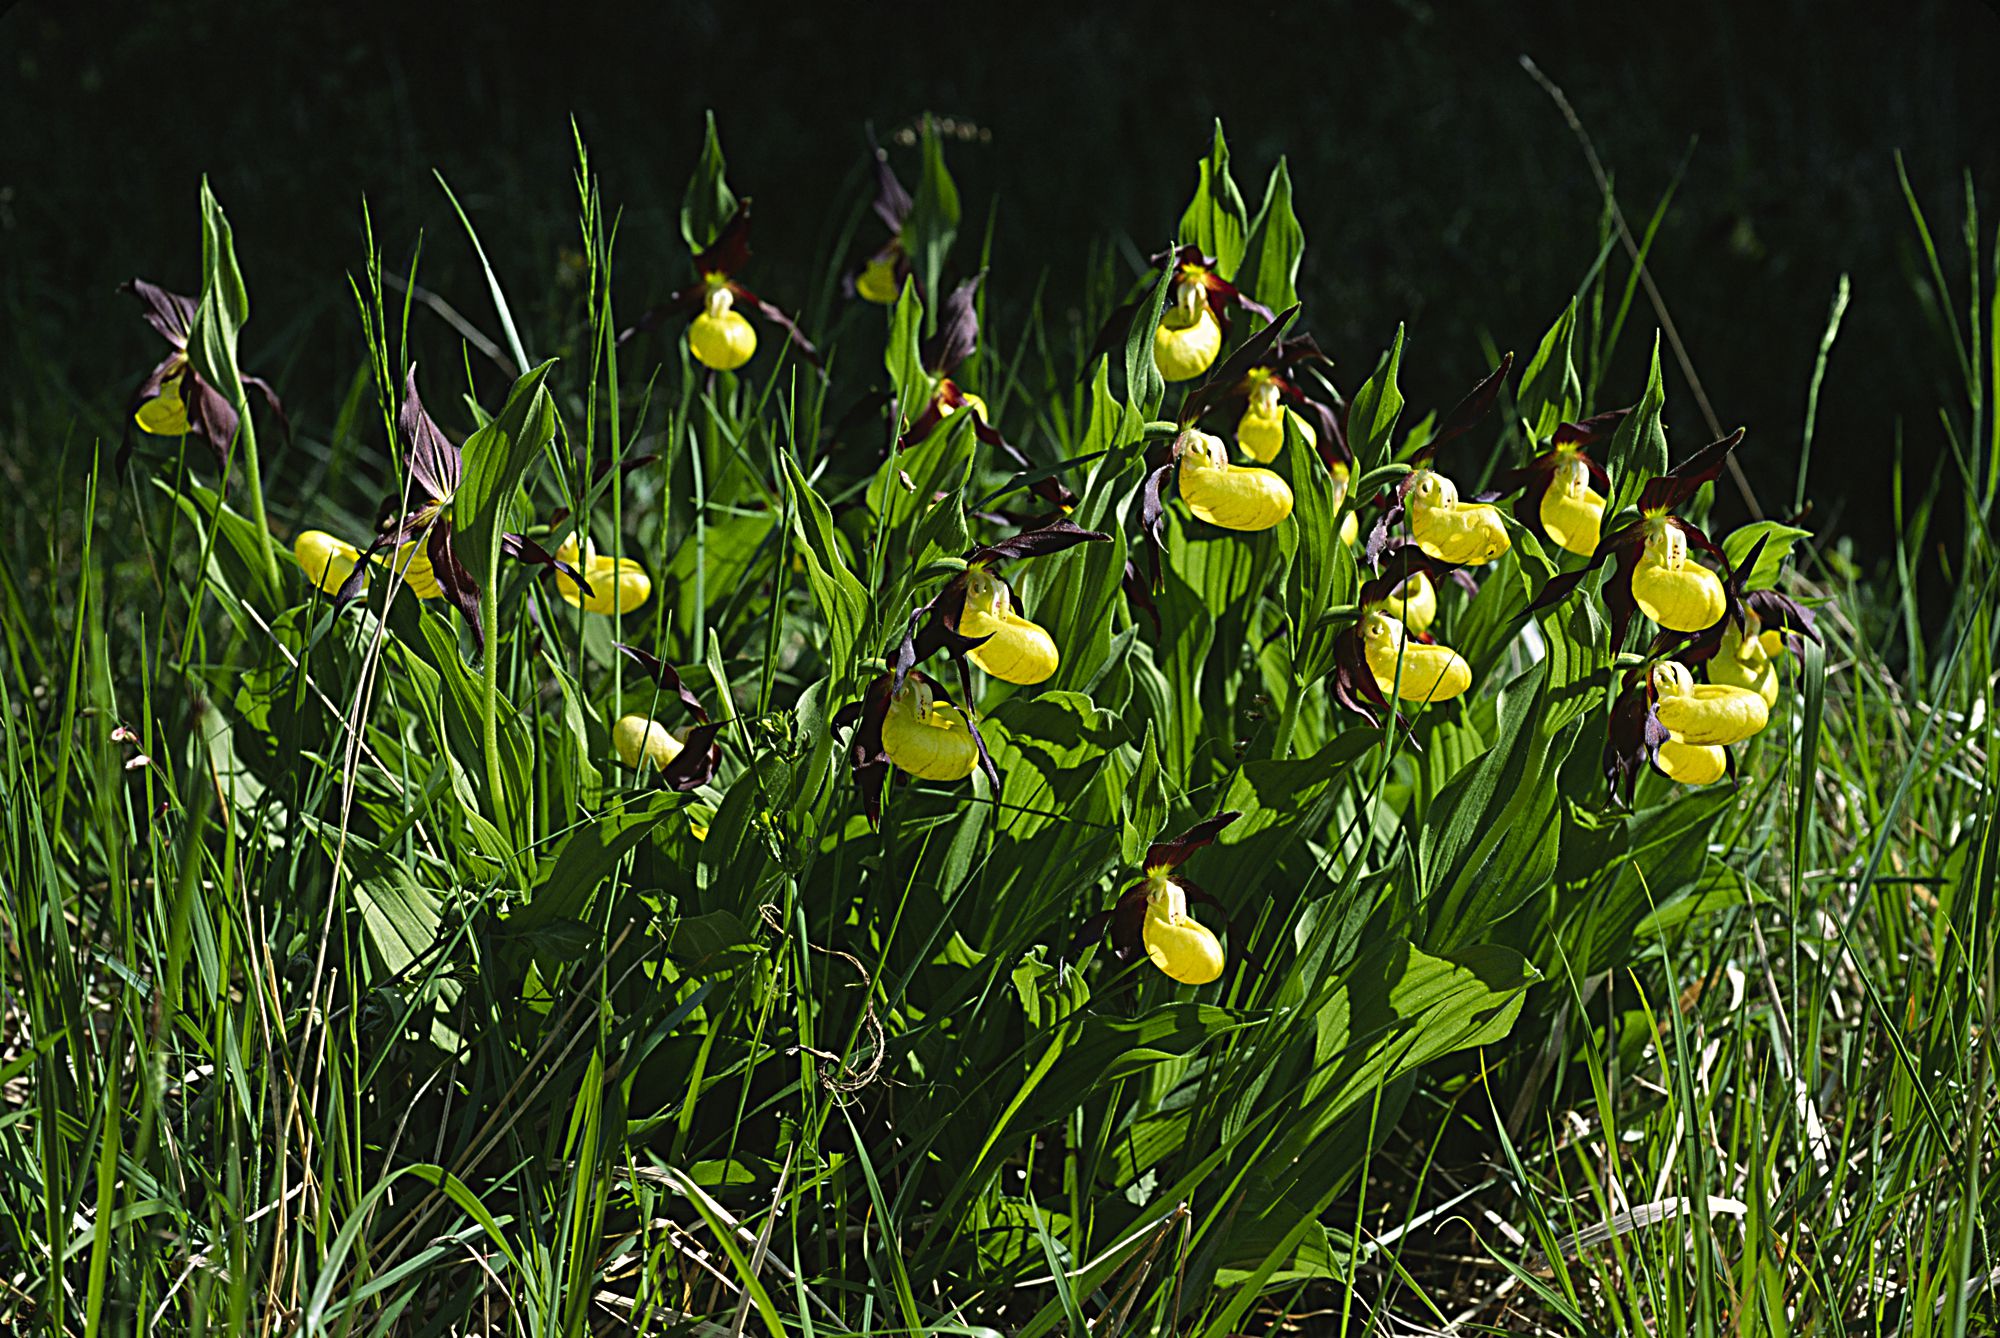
1142;812;1241;870
614;643;713;724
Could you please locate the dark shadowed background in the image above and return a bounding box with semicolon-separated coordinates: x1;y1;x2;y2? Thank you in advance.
4;0;1998;564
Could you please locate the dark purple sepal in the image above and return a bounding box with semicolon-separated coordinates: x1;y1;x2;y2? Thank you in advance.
1142;811;1242;870
613;643;712;723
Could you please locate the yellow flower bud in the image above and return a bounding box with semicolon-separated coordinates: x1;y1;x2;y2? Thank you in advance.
613;715;687;772
554;538;652;615
1141;871;1225;984
959;566;1059;685
294;529;362;595
1631;522;1725;632
1655;737;1729;786
1710;618;1779;708
856;254;900;305
1178;430;1294;531
689;285;757;371
1362;610;1472;703
1649;660;1768;745
135;376;191;436
1407;470;1511;566
1539;454;1606;556
879;678;979;781
1154;281;1223;382
393;541;444;599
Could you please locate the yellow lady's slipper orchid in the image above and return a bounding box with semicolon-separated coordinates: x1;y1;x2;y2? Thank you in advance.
122;277;288;469
393;541;444;599
1709;615;1780;707
1406;470;1511;566
1655;737;1729;786
554;538;653;615
1376;570;1437;633
689;280;757;371
613;715;688;772
295;530;362;595
1236;374;1317;464
1362;610;1472;703
1649;660;1768;746
1539;453;1607;556
1178;430;1293;531
1140;867;1225;985
958;565;1059;685
879;676;979;781
1631;520;1726;632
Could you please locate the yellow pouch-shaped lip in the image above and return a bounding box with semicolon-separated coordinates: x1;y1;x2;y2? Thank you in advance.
613;715;687;771
393;541;444;599
960;569;1058;685
294;530;361;595
1631;554;1725;632
1655;738;1728;785
855;254;900;305
1141;877;1224;984
1363;611;1472;703
1178;431;1293;531
689;286;756;370
1154;303;1222;383
1650;661;1768;745
555;538;652;615
135;376;191;435
1539;457;1606;556
1407;471;1511;566
1710;621;1779;708
1377;570;1437;633
880;680;979;781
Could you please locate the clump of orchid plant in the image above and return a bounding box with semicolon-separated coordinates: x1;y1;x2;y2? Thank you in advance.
624;203;819;373
1078;813;1239;985
123;278;287;467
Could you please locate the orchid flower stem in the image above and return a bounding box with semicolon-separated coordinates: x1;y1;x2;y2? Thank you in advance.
235;410;282;598
479;554;507;833
1274;676;1304;761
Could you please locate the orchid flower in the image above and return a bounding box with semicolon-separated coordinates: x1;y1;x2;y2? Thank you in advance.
612;644;723;791
1360;356;1514;568
122;278;286;467
849;133;913;306
904;517;1111;687
624;203;819;373
1492;409;1622;557
835;671;1001;827
333;369;585;648
1079;813;1239;985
